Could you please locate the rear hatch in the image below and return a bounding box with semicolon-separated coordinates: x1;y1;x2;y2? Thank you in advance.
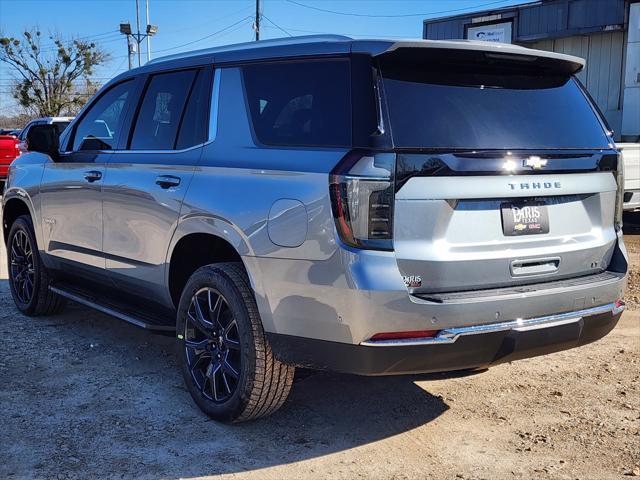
379;46;620;293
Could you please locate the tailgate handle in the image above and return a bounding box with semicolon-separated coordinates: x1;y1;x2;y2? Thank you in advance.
510;257;560;277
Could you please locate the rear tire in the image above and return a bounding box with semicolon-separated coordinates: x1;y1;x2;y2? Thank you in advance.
7;215;66;316
176;262;295;423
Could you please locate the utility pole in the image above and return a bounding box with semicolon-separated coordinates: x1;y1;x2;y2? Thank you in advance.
119;23;133;70
254;0;260;41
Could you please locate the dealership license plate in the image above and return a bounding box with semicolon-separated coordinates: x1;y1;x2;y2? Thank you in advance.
501;201;549;236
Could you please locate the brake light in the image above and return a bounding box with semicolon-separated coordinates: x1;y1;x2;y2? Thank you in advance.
369;330;439;341
329;150;395;251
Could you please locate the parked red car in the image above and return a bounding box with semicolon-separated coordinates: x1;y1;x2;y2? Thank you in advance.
0;134;20;185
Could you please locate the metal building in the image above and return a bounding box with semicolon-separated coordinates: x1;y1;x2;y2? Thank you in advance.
423;0;639;143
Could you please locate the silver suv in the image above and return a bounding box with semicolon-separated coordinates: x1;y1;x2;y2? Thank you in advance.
2;36;628;423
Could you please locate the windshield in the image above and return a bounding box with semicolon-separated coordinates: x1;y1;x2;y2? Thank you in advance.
381;66;610;150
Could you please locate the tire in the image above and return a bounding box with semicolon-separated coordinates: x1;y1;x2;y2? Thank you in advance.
176;262;295;423
7;215;66;316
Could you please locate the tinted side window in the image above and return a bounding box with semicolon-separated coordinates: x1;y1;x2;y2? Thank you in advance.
130;70;196;150
176;68;212;150
242;60;351;147
73;80;134;151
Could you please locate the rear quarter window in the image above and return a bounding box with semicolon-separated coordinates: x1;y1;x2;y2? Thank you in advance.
242;59;351;148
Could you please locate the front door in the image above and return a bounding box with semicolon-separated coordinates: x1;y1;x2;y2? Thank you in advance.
40;79;138;280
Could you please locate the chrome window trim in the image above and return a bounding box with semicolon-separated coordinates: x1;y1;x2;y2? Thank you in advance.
109;143;205;155
66;68;220;157
360;301;624;347
208;68;221;142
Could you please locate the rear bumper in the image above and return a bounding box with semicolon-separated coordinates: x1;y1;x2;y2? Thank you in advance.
268;302;624;375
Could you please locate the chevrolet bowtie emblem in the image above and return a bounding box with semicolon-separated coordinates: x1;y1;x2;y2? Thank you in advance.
523;156;548;170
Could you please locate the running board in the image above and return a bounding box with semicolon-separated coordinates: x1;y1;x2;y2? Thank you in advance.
50;284;175;333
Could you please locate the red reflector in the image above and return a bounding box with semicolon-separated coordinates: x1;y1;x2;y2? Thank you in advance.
369;330;439;341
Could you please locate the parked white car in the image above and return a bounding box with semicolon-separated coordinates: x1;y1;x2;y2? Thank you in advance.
620;143;640;212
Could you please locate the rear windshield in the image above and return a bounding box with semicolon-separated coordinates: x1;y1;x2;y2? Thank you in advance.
381;66;610;150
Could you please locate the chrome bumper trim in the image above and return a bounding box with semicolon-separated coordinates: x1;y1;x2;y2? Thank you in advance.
361;301;624;347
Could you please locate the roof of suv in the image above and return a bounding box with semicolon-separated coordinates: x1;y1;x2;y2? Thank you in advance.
147;34;585;72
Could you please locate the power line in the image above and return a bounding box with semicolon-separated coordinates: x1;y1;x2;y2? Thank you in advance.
261;15;293;37
161;3;254;35
284;0;513;18
260;25;416;39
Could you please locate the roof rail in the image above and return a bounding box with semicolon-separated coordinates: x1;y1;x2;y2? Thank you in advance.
149;34;352;64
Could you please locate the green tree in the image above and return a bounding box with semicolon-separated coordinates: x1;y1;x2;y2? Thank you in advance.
0;30;109;117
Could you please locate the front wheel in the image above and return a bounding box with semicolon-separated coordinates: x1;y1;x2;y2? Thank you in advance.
7;215;66;316
176;263;295;423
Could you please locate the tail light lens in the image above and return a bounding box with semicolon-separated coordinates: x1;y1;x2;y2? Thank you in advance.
614;152;624;231
330;151;395;251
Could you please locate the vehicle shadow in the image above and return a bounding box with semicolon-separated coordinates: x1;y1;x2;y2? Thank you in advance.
0;284;451;479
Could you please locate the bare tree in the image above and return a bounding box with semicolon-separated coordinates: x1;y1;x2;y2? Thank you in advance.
0;30;109;117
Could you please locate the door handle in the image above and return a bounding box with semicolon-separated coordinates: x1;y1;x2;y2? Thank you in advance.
155;175;181;189
84;170;102;183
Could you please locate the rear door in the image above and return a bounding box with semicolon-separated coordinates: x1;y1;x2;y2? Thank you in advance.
102;66;212;303
379;52;619;293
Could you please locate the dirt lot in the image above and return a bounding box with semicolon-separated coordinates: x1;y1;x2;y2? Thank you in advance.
0;214;638;480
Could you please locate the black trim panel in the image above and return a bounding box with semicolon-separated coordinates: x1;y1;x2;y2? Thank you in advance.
395;150;619;190
267;310;621;376
48;241;153;267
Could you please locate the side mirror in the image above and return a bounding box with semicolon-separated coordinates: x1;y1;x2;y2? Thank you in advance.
26;124;60;159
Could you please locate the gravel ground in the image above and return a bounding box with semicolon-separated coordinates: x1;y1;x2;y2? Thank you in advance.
624;213;640;310
0;214;638;480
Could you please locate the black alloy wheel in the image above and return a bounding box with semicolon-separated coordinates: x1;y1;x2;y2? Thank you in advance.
184;287;242;403
7;215;66;316
9;229;35;304
176;263;295;423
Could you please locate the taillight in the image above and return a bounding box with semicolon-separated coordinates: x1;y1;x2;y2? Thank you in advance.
614;151;624;231
329;150;395;251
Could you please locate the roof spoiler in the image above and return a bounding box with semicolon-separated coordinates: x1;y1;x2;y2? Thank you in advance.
366;40;585;76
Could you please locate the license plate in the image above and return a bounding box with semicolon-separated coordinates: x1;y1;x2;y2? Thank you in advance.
501;201;549;236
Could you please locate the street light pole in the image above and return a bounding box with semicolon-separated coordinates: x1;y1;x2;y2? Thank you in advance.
119;0;157;70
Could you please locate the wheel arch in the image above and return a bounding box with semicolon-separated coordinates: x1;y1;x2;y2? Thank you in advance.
166;216;265;312
2;196;35;244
